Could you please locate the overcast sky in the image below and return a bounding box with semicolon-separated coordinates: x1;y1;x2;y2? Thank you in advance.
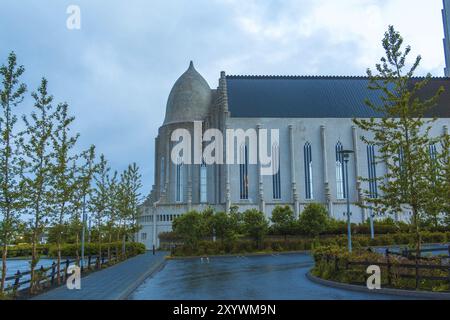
0;0;446;196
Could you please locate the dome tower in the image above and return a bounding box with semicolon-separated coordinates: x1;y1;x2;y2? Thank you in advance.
163;61;212;125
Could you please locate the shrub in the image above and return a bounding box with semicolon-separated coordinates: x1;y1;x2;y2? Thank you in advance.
298;203;329;237
242;209;269;247
270;206;296;239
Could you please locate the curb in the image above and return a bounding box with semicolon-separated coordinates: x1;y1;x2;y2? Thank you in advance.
118;256;167;300
306;271;450;300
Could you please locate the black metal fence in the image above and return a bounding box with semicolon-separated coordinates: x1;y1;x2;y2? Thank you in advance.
4;254;117;296
325;246;450;290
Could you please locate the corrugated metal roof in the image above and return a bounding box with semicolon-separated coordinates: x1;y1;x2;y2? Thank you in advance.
226;76;450;118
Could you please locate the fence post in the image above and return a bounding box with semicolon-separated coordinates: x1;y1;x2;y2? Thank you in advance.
64;259;70;281
88;255;92;270
386;248;391;287
415;257;419;290
51;262;56;286
39;265;45;288
14;270;21;292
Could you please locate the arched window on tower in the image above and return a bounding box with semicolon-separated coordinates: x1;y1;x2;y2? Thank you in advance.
240;144;249;200
335;142;345;199
200;160;207;203
429;143;438;161
304;142;313;200
160;157;165;193
398;146;405;177
272;143;281;200
176;157;184;203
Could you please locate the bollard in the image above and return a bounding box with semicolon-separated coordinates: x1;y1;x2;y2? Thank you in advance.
386;248;391;286
152;245;155;255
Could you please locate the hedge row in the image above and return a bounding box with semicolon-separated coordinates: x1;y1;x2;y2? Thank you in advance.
6;242;146;258
171;232;450;257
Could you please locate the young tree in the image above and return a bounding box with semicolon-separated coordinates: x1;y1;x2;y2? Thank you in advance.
201;207;214;241
270;205;295;240
50;102;79;283
242;209;268;248
77;146;96;258
439;132;450;226
172;210;204;250
0;52;27;293
20;78;55;293
124;163;142;242
212;212;240;244
117;163;142;256
298;203;329;237
105;170;118;260
353;26;444;257
90;154;110;260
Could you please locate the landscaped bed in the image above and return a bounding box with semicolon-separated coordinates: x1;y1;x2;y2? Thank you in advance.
311;245;450;292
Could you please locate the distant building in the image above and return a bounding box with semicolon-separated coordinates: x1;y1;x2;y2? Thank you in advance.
138;4;450;250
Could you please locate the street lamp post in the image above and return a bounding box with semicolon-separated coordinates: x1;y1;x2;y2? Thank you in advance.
339;150;354;253
81;193;87;269
369;208;375;240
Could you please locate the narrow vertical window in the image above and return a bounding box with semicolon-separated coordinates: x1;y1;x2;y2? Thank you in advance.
429;143;437;161
240;144;249;200
398;147;404;171
367;144;378;199
272;143;281;200
304;142;314;200
336;142;345;199
200;160;207;203
160;157;165;192
176;158;183;203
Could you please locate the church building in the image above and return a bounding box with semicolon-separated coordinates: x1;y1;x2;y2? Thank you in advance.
138;3;450;249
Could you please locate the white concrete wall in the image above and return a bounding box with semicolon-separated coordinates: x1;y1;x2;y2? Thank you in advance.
140;117;450;249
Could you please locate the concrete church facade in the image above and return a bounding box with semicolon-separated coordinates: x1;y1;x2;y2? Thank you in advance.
138;3;450;249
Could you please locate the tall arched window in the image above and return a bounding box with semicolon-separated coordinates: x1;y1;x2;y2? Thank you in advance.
200;160;207;203
240;144;249;200
176;158;183;203
367;144;378;199
304;142;313;200
429;143;437;161
272;143;281;200
335;142;345;199
160;157;165;192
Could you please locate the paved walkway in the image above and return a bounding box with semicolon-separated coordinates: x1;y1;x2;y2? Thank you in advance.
129;253;415;300
32;251;167;300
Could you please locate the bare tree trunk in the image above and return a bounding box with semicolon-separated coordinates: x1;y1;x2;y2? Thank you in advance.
56;236;62;285
108;233;111;261
1;243;8;293
413;206;421;260
116;232;120;260
75;233;80;266
30;227;38;294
